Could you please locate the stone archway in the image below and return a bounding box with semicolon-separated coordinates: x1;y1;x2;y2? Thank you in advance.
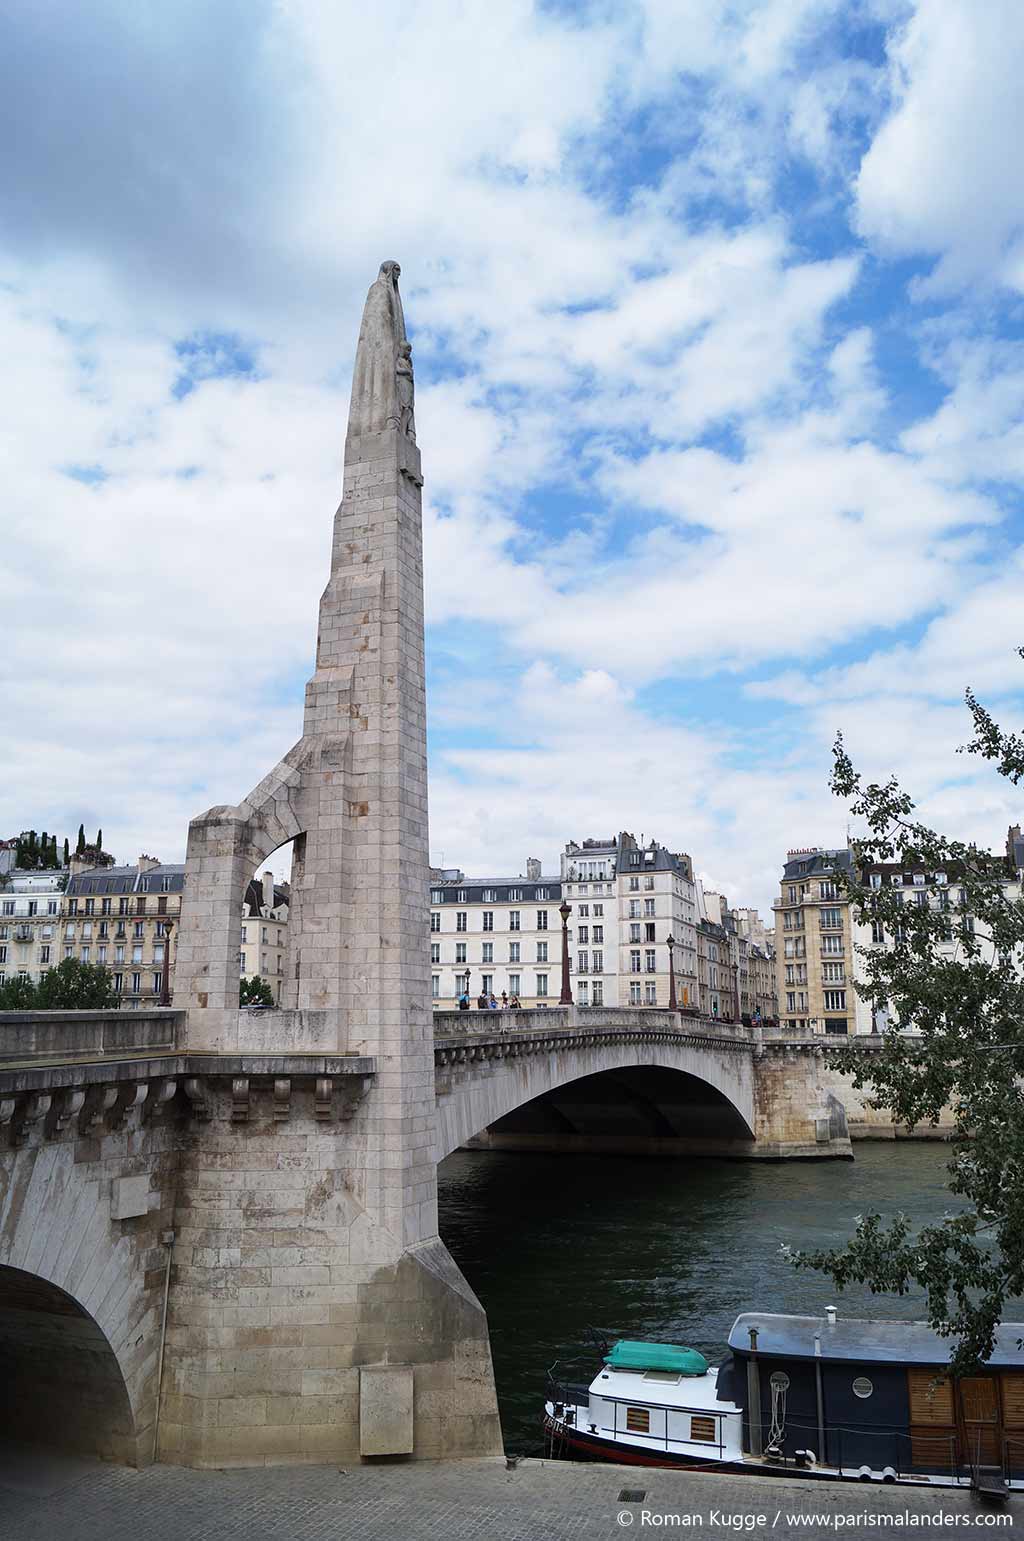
0;1265;138;1462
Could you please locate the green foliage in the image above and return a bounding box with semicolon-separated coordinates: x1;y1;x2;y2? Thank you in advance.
76;824;86;855
35;959;118;1010
0;974;39;1009
13;829;73;870
239;975;275;1007
796;668;1024;1377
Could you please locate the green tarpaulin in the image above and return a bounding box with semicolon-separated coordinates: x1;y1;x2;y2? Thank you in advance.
604;1340;709;1376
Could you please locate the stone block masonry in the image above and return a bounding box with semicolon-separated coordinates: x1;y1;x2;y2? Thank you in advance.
170;262;502;1465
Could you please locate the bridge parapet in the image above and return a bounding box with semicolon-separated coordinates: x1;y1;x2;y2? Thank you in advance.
432;1005;754;1044
0;1007;186;1065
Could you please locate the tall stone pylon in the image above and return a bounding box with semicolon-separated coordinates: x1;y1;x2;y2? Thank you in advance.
168;263;502;1465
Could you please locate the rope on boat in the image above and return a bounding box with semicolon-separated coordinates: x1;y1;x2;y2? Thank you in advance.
767;1375;787;1456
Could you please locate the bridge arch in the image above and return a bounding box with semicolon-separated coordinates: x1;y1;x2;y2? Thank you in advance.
436;1033;757;1161
0;1265;138;1461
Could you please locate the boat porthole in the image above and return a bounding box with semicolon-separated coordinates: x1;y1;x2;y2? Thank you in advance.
852;1377;873;1399
770;1371;790;1390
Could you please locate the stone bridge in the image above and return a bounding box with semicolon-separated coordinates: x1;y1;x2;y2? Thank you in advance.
0;1004;862;1469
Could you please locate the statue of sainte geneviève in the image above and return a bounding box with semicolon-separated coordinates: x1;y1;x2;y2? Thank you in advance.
347;260;415;443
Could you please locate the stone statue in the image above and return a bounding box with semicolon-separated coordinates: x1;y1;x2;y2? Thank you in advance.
396;340;416;442
347;259;415;440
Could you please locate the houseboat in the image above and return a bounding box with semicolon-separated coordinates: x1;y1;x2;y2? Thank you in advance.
543;1313;1024;1495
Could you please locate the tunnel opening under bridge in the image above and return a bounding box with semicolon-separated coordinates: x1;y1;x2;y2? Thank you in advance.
463;1064;757;1158
0;1265;138;1463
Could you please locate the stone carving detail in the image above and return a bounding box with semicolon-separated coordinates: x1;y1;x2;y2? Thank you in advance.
109;1082;149;1132
273;1078;291;1122
230;1078;250;1123
183;1077;211;1121
10;1092;51;1147
145;1079;178;1120
80;1086;118;1137
314;1077;333;1121
56;1088;86;1134
348;259;414;440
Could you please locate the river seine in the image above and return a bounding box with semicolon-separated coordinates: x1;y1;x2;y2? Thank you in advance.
438;1142;969;1455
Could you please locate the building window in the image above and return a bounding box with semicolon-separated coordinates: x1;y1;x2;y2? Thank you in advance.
239;952;246;971
629;877;640;891
577;925;589;944
81;922;92;939
821;935;844;955
535;974;548;997
629;923;641;943
509;889;522;902
536;910;548;930
481;941;493;963
431;913;440;933
154;944;165;964
132;945;143;964
431;890;443;904
39;945;49;964
131;972;141;994
455;942;467;964
49;901;59;915
630;949;641;972
822;962;845;983
98;921;108;939
133;921;144;939
824;1019;848;1035
456;890;467;903
629;981;642;1004
64;946;74;960
645;949;656;973
482;911;494;932
113;973;123;992
507;941;519;963
430;942;440;964
80;946;90;963
431;975;440;998
115;945;125;964
536;941;548;962
537;888;549;901
577;951;589;973
509;910;521;932
2;902;14;918
824;990;847;1011
482;974;493;994
644;899;656;917
645;923;655;943
786;992;796;1013
628;900;640;918
136;897;146;914
592;980;603;1004
456;911;467;932
152;973;162;993
592;951;603;973
578;981;589;1004
509;973;521;995
820;882;839;900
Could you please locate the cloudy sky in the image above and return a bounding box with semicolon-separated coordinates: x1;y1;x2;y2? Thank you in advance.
4;0;1024;916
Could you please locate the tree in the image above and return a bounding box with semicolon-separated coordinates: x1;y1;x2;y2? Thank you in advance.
76;824;86;855
63;837;70;866
0;975;38;1010
96;828;103;852
240;975;275;1007
34;958;118;1010
795;673;1024;1378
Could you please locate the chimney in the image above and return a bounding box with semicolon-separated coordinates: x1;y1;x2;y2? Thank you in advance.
263;869;274;915
138;855;160;873
526;857;541;881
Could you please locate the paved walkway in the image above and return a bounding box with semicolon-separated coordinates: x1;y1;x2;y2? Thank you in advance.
0;1447;1018;1541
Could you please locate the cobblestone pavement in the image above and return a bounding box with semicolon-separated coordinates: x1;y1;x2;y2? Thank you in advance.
0;1447;1018;1541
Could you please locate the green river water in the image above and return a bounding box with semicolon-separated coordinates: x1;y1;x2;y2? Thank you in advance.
437;1143;978;1456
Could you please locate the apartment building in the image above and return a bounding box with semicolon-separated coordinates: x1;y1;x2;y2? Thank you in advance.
239;869;290;1003
0;872;64;986
64;857;183;1008
773;847;855;1034
429;862;563;1007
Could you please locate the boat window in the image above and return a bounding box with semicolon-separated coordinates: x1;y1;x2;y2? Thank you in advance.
852;1377;873;1400
643;1371;681;1385
691;1415;717;1443
625;1407;650;1434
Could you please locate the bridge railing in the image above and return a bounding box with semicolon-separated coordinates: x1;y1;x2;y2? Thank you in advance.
0;1008;185;1064
431;1005;754;1042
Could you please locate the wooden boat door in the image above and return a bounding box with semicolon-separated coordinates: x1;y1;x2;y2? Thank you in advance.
958;1376;1001;1468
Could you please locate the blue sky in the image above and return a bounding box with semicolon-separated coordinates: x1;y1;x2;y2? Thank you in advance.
3;0;1024;916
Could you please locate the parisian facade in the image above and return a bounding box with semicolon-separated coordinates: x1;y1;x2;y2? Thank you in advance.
774;827;1024;1034
429;831;776;1018
4;830;775;1021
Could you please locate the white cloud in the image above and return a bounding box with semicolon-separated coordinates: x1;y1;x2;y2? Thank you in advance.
856;0;1024;292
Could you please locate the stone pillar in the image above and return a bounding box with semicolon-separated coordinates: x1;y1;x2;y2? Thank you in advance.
169;263;502;1464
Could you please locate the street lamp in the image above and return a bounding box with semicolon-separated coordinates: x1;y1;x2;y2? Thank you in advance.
666;932;678;1011
160;918;175;1007
558;899;573;1006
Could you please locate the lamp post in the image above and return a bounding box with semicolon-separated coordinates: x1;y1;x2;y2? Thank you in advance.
160;918;174;1007
558;899;573;1006
666;932;678;1011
